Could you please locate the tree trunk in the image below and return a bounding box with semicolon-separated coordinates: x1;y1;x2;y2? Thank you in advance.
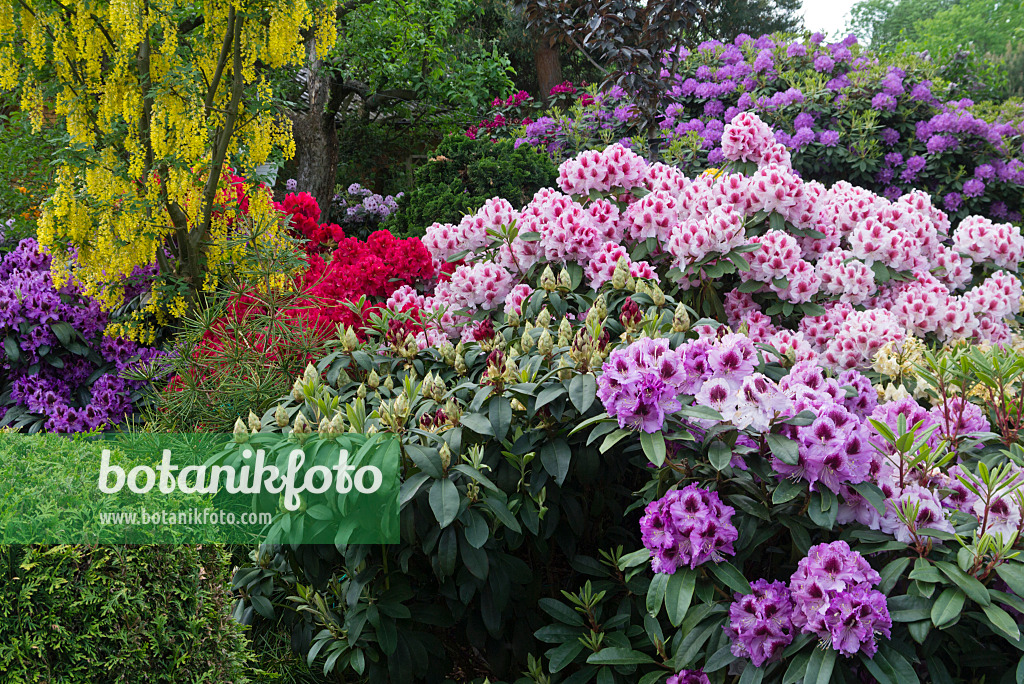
534;32;563;102
292;36;339;218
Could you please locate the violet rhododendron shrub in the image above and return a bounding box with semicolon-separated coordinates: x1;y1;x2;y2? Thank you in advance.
222;115;1024;683
470;33;1024;226
0;239;162;433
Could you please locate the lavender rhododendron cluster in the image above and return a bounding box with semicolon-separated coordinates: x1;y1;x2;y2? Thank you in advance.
639;484;738;573
469;33;1024;225
726;542;891;665
0;239;160;432
335;183;402;229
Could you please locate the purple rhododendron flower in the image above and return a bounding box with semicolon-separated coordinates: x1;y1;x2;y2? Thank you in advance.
819;130;840;147
640;484;738;573
789;542;888;652
725;579;795;666
597;337;687;433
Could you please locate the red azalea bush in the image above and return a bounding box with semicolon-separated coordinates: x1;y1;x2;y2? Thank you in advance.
153;192;437;430
298;229;436;332
274;191;345;253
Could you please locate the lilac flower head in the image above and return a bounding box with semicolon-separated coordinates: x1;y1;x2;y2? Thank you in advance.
597;337;686;433
725;579;795;666
819;130;840;147
640;484;738;572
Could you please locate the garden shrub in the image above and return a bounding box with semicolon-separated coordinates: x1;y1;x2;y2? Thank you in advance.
468;33;1024;227
218;120;1024;683
145;193;435;432
0;239;162;433
0;543;253;682
384;135;557;237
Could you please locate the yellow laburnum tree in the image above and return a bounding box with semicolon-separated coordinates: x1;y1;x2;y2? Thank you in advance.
0;0;338;334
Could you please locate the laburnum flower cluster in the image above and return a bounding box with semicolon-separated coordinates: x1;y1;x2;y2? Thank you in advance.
414;116;1023;365
470;33;1024;222
0;239;162;432
639;484;738;573
726;542;891;664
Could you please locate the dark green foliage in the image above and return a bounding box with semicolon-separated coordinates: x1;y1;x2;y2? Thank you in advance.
0;543;253;682
703;0;803;40
385;135;557;237
0;93;61;249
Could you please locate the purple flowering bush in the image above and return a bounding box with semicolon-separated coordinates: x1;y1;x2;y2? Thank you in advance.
468;33;1024;228
0;239;161;432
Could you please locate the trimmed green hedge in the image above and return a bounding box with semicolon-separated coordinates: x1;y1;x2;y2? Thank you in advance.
0;544;253;682
0;433;255;682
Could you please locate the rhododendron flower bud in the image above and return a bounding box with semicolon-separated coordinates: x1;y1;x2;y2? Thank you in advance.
537;329;554;355
233;418;249;443
557;268;572;290
651;283;666;306
673;303;691;332
343;326;360;351
540;265;556;291
521;328;534;352
275;405;289;428
558;317;573;346
611;257;630;289
292;412;312;438
247;410;262;432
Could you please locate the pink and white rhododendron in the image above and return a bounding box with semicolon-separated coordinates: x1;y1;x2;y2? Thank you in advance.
406;112;1021;367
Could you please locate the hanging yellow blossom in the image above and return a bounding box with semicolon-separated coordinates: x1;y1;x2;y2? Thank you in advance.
0;0;333;339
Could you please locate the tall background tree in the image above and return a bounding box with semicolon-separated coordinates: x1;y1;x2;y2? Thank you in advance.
516;0;715;141
703;0;803;40
846;0;1023;97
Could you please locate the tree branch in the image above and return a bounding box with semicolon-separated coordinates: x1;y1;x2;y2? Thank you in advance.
204;6;235;121
194;10;244;265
